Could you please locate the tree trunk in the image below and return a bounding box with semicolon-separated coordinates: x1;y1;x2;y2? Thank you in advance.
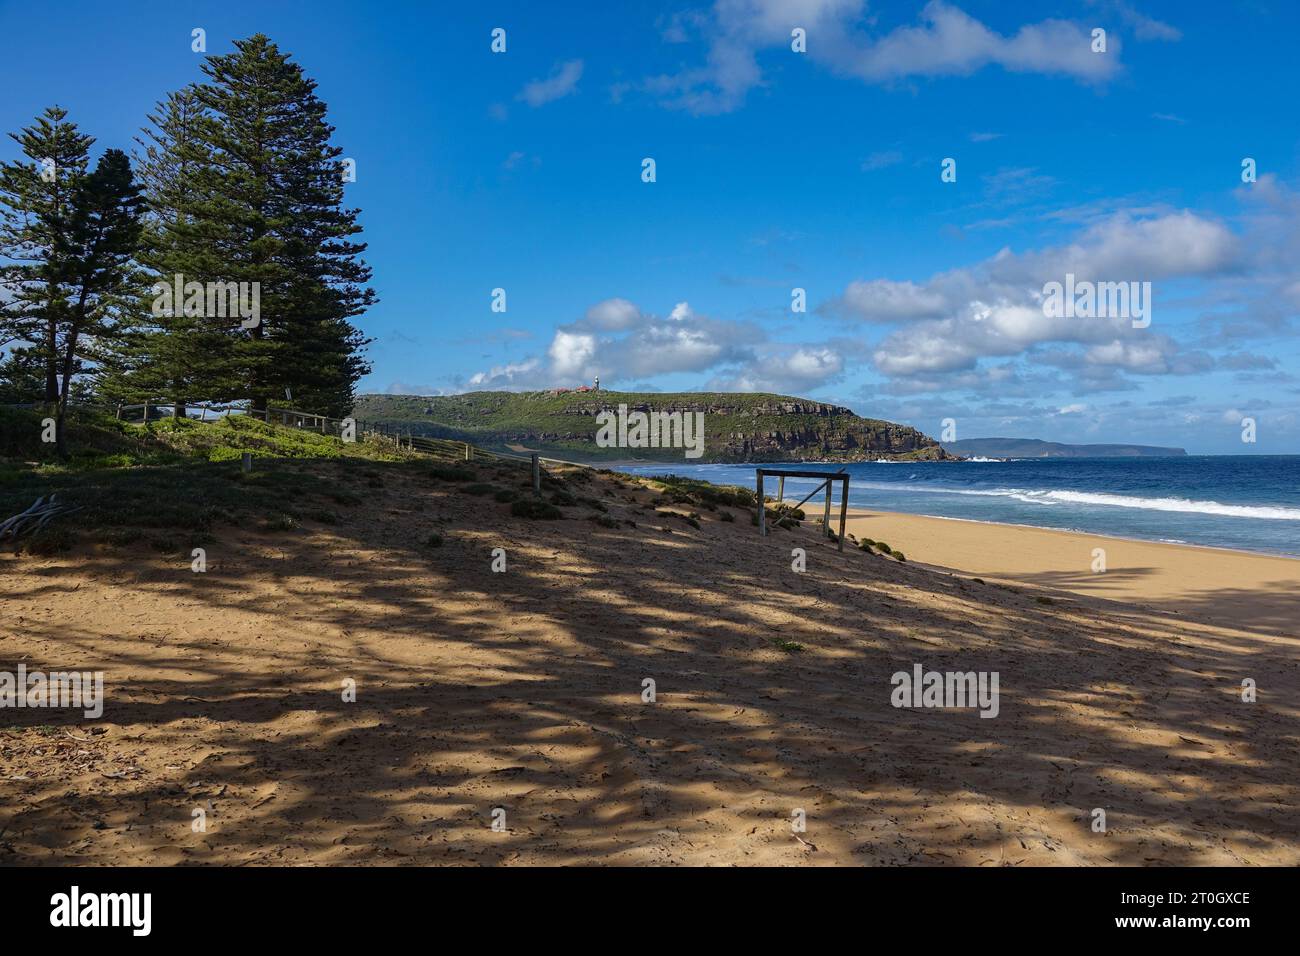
44;322;59;403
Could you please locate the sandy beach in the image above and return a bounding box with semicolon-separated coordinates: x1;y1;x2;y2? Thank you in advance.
2;461;1298;866
842;510;1300;637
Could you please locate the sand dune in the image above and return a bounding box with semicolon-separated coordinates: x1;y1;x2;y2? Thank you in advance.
2;463;1297;865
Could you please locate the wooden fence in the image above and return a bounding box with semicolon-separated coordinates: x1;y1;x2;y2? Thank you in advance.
756;468;849;551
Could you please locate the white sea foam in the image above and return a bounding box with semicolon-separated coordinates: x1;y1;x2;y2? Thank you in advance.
854;483;1300;520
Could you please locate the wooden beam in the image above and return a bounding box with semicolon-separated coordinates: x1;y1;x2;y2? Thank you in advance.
837;479;847;551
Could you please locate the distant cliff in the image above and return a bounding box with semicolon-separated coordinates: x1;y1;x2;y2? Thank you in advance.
351;390;953;463
942;437;1187;458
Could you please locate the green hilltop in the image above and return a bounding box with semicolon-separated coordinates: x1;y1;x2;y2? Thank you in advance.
350;390;952;463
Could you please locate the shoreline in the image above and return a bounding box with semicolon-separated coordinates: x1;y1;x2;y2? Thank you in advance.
616;463;1300;561
846;505;1300;562
840;508;1300;636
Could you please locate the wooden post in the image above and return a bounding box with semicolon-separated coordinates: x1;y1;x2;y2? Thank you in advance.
823;480;832;540
115;404;122;421
531;454;541;495
757;470;766;536
837;476;847;552
464;442;471;461
241;452;252;472
142;399;149;423
777;475;784;504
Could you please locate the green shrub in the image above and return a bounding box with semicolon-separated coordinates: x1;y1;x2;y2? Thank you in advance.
876;541;892;554
426;465;476;482
894;551;906;562
493;488;519;503
24;526;75;555
511;498;563;520
462;483;498;496
262;513;300;532
424;532;444;548
719;510;735;522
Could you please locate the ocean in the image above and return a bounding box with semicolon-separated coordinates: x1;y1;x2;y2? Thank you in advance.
622;455;1300;559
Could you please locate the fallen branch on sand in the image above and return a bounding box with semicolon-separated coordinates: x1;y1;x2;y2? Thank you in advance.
0;494;83;541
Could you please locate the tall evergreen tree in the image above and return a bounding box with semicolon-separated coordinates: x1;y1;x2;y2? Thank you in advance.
50;148;142;451
190;34;374;417
0;107;93;403
99;88;233;414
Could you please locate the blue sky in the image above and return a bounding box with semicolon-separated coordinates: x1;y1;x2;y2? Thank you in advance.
4;0;1298;453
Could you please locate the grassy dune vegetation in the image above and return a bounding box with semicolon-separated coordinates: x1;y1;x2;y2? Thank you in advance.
0;408;413;556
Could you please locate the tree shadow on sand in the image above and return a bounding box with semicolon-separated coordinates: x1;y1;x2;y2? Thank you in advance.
2;456;1297;865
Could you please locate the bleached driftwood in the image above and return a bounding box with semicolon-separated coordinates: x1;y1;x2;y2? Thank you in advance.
0;494;83;540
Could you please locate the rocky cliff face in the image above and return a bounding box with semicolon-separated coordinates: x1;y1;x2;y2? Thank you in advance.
561;398;953;461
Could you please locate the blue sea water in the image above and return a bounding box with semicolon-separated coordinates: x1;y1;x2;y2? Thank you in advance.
622;456;1300;559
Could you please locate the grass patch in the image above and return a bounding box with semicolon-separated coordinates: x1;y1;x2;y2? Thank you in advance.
262;512;300;533
511;497;563;520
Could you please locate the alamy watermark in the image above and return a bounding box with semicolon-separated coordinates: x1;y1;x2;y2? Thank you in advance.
50;886;150;936
151;273;260;329
890;663;999;718
1042;273;1150;328
1;665;104;719
595;403;705;459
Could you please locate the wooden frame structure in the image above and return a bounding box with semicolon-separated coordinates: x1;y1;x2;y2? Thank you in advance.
756;468;849;551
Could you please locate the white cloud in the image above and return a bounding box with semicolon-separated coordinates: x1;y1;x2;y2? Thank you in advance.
709;346;845;393
467;359;543;389
518;59;584;107
643;1;1128;115
584;297;642;330
843;3;1118;84
468;298;761;389
846;210;1239;381
548;330;597;377
836;279;949;322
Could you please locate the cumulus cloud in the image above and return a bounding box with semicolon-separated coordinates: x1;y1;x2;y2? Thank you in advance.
832;210;1239;382
518;59;584;106
467;358;544;389
468;299;762;390
709;346;845;393
584;297;643;330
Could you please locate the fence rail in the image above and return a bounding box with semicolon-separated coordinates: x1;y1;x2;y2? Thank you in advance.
757;467;849;551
